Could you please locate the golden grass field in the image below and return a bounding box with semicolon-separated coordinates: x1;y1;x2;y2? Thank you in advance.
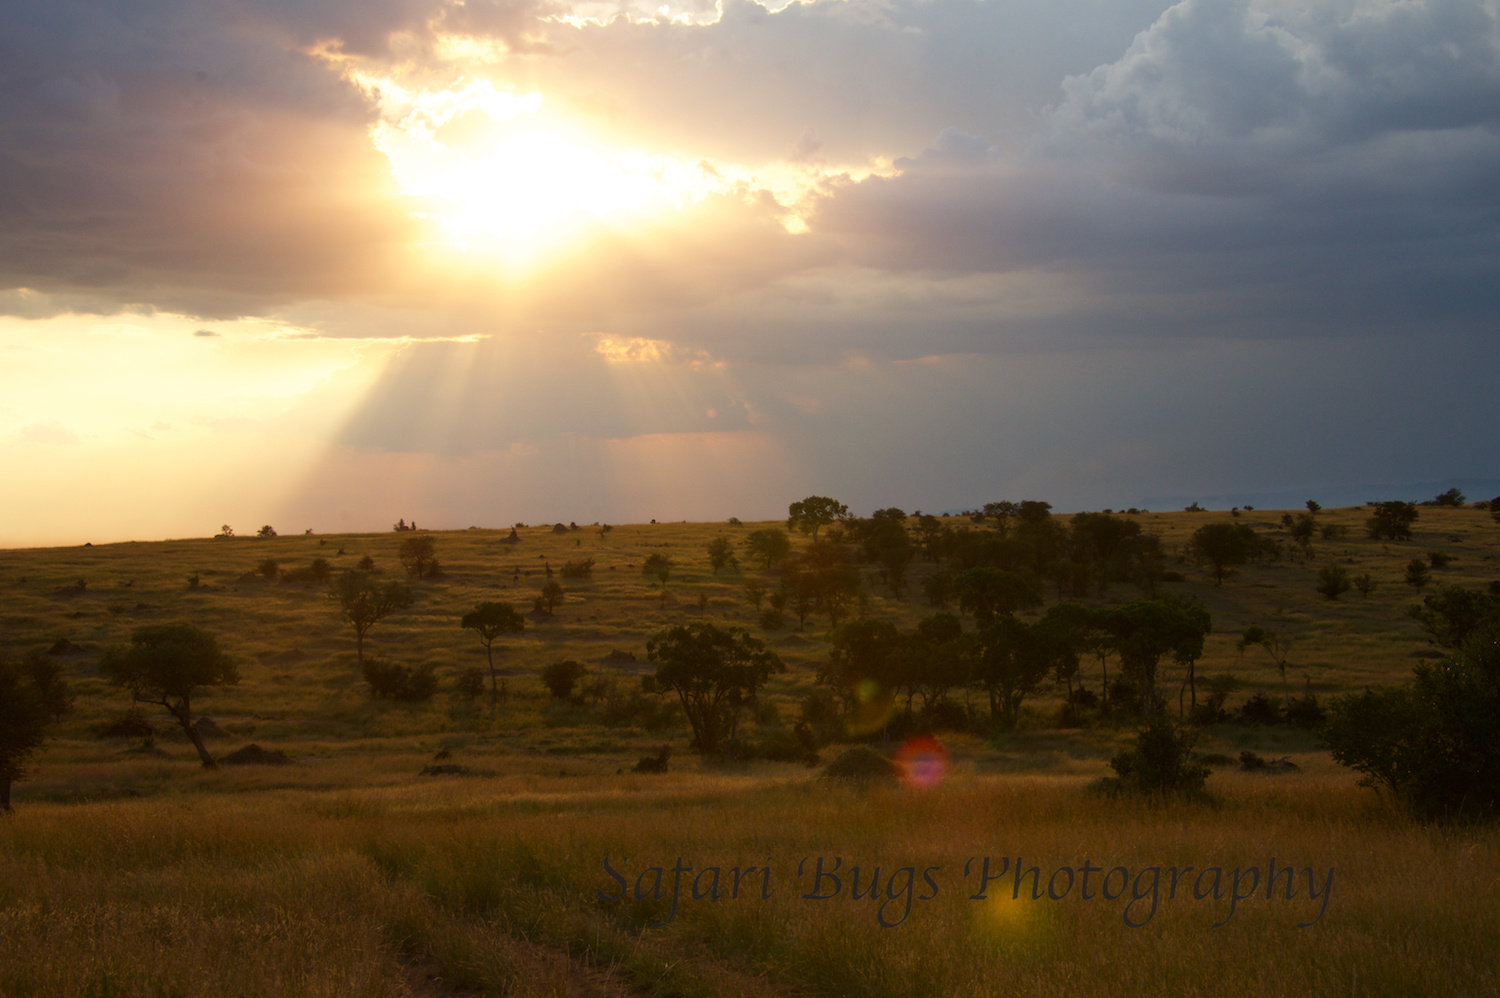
2;506;1499;996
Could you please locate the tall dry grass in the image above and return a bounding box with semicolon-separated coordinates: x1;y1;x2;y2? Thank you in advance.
4;771;1496;997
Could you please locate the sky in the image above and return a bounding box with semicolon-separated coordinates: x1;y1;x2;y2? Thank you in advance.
2;0;1498;546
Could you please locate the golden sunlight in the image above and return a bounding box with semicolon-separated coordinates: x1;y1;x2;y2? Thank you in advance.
350;75;741;256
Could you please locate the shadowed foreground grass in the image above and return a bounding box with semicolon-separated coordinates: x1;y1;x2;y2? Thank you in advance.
3;772;1496;997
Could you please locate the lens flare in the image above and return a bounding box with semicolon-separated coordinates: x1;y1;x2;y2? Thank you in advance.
895;735;949;789
843;680;896;737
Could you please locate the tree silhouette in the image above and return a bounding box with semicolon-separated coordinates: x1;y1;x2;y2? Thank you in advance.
100;624;237;769
1;652;73;810
332;571;412;667
461;602;526;703
787;496;848;542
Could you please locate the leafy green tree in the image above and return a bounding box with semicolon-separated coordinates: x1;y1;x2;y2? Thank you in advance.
951;567;1041;623
647;623;785;754
787;496;848;542
0;652;73;811
824;619;905;716
256;525;277;538
1405;558;1432;589
460;601;525;702
972;616;1050;730
100;624;238;769
333;571;413;667
534;579;565;615
1188;521;1259;585
1101;600;1212;719
1323;621;1500;820
744;528;792;569
1367;501;1419;540
1316;564;1352;600
788;541;862;628
642;553;673;586
1354;573;1378;598
706;536;738;575
399;534;438;579
1408;585;1500;648
852;515;915;596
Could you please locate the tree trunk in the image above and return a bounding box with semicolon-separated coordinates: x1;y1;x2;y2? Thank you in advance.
173;706;217;769
2;774;11;812
486;642;498;704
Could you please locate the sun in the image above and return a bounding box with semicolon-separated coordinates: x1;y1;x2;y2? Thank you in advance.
347;74;744;261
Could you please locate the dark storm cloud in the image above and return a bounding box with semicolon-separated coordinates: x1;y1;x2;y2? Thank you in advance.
805;0;1500;345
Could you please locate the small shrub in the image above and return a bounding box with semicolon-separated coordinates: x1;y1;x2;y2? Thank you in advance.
552;523;569;534
1285;692;1326;728
186;573;200;589
454;667;486;702
542;660;588;700
560;557;595;579
1107;717;1211;795
633;746;671;773
1237;692;1283;725
759;607;785;630
1239;750;1267;770
1354;573;1377;598
1428;551;1455;569
362;659;437;701
728;517;742;526
1316;564;1352;600
257;559;280;580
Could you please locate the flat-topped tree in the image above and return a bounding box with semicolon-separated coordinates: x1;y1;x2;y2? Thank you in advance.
332;571;413;667
100;624;237;769
461;602;525;703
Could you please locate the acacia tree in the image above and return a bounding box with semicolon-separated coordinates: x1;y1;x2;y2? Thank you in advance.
647;623;785;755
100;624;238;769
1239;625;1295;707
973;616;1051;730
332;571;413;667
951;567;1041;624
787;496;848;542
1188;521;1258;585
1;652;73;811
744;528;792;569
460;601;525;702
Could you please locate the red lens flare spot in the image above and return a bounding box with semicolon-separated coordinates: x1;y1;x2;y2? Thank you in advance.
895;735;949;789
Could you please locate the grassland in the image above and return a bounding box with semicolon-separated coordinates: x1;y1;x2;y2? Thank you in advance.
2;506;1498;996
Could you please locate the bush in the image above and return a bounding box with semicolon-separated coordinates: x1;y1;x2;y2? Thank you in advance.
542;660;588;700
1405;558;1432;589
1237;692;1283;725
552;523;569;534
1285;692;1326;728
1316;564;1351;600
362;659;437;701
1323;623;1500;820
256;525;277;539
925;698;971;732
1354;573;1378;598
1366;501;1418;540
1107;717;1211;795
257;559;280;580
560;557;595;579
454;667;486;702
1428;551;1454;569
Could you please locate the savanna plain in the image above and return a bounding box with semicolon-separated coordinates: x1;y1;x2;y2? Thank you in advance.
2;503;1498;997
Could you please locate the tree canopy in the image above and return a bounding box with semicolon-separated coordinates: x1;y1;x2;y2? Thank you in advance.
100;624;238;768
460;601;526;702
0;652;73;810
787;496;848;542
332;571;413;666
647;623;784;754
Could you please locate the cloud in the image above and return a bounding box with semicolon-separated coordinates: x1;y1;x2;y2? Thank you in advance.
18;420;81;444
193;329;220;337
